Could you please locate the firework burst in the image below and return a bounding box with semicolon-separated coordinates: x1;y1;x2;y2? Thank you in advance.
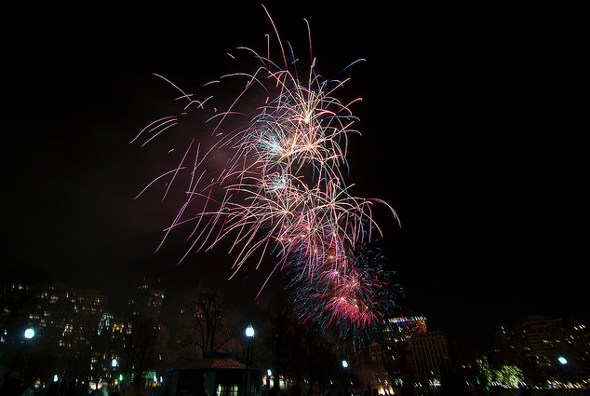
132;4;400;332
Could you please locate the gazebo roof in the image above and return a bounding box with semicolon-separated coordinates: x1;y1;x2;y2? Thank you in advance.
181;350;246;370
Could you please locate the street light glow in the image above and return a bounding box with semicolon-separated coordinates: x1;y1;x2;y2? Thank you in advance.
342;360;348;368
244;324;255;396
558;356;568;365
245;324;255;338
24;328;35;339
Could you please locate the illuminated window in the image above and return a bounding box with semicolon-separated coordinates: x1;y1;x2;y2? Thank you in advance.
216;384;239;396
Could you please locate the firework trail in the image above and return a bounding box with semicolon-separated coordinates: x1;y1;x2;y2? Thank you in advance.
285;225;404;347
131;5;400;330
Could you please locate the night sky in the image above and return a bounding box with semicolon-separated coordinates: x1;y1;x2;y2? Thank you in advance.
2;3;586;343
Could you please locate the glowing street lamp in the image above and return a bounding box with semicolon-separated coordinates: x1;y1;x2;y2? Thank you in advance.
341;359;350;396
245;324;255;338
24;328;35;339
266;369;273;391
111;358;119;388
243;325;255;396
22;327;36;381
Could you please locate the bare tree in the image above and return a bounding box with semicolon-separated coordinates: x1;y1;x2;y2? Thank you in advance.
123;313;161;375
174;284;239;361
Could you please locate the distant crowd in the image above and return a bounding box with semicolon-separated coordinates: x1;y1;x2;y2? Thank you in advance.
0;371;149;396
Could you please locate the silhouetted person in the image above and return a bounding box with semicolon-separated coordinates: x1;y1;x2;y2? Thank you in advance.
440;373;469;396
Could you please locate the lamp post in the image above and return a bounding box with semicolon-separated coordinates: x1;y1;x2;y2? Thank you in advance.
342;359;349;396
111;358;118;390
22;327;36;382
24;328;35;340
244;325;255;396
557;355;570;384
266;369;272;394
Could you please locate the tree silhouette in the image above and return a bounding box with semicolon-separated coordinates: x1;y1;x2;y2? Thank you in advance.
123;313;161;376
173;284;239;362
253;292;341;395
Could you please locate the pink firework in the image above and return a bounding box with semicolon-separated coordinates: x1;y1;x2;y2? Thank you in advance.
132;5;399;329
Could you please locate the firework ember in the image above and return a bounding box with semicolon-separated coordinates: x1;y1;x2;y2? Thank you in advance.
131;5;400;331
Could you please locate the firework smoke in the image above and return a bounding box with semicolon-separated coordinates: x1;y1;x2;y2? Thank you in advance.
131;5;400;332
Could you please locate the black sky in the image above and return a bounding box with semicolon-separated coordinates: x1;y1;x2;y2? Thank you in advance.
2;3;587;343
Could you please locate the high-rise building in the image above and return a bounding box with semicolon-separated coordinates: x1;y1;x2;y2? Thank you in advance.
568;322;590;381
126;278;165;321
502;315;568;369
497;315;590;386
383;315;428;344
0;279;171;384
376;315;453;388
409;330;452;385
362;315;429;392
0;281;107;381
121;277;168;376
93;312;127;383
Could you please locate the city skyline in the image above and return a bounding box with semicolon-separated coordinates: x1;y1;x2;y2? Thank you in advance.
2;3;587;344
3;275;587;346
3;278;587;393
